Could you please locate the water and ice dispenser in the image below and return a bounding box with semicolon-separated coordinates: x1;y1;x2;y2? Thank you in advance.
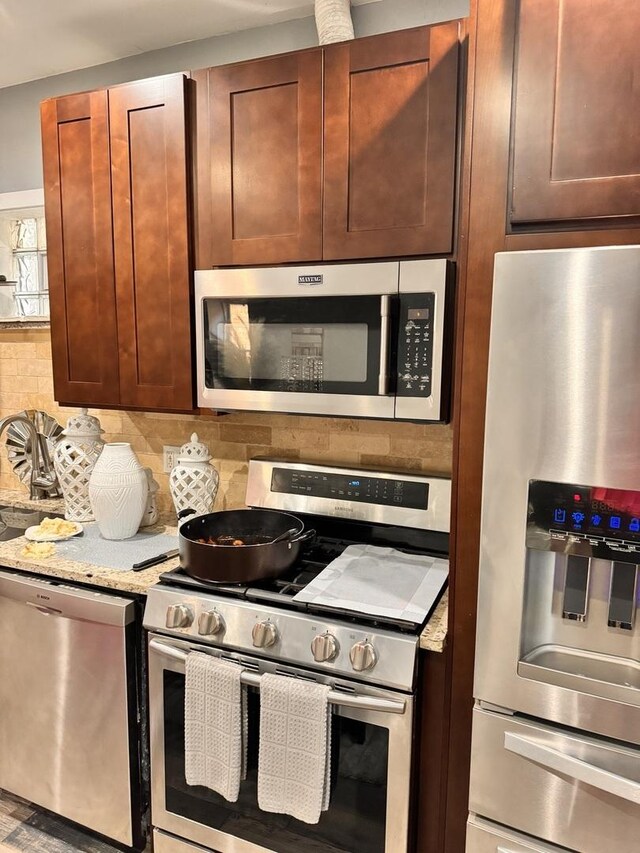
519;479;639;703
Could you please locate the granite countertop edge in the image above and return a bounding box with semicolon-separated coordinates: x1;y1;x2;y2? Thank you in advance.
419;588;448;653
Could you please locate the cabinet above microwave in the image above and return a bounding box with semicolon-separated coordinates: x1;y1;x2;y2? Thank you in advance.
193;23;460;268
195;260;454;422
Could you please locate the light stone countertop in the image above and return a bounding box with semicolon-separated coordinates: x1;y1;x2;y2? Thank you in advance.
419;588;448;653
0;488;65;515
0;521;178;595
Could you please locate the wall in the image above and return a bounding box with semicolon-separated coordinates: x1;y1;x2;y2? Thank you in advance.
0;328;453;515
0;0;469;193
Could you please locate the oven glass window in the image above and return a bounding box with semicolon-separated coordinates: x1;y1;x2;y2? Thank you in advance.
163;671;388;853
203;296;386;395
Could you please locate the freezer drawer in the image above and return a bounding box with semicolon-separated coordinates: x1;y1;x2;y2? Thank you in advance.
469;706;640;853
467;816;572;852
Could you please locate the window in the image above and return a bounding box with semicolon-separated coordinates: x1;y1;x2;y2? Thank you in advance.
10;217;48;317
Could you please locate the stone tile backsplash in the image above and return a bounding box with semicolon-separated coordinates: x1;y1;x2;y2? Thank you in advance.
0;328;453;516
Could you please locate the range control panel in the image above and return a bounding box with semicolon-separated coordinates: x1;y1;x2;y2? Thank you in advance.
526;479;640;564
271;467;429;510
396;293;435;398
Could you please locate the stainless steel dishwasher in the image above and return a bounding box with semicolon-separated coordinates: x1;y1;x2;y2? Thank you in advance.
0;569;145;848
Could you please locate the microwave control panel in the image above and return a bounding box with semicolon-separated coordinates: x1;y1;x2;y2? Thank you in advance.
396;293;435;397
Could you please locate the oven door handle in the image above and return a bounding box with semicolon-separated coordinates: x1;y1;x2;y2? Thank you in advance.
378;295;391;396
149;638;406;715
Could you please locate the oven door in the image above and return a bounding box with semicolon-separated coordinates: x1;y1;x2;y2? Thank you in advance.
148;634;414;853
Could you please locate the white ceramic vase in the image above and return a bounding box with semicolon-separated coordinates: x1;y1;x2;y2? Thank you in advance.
88;443;148;540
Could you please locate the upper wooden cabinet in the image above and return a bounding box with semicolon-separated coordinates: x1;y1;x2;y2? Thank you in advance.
194;53;323;267
511;0;640;228
42;91;120;408
323;24;459;260
41;74;194;411
195;22;460;267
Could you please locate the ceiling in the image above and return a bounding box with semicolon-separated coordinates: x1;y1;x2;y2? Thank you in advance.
0;0;379;88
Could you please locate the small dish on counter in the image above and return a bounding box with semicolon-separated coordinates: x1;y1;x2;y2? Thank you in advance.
25;517;83;542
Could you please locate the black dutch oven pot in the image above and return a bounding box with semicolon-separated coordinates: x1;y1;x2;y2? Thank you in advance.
177;508;315;584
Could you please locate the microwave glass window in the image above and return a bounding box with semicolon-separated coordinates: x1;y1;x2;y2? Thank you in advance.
219;319;368;383
204;296;383;396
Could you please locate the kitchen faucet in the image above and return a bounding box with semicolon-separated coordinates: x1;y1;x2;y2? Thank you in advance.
0;415;58;500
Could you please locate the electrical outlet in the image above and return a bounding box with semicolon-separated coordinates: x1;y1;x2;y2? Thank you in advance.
163;446;181;473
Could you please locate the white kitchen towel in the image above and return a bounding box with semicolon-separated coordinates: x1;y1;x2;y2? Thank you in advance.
184;652;247;802
258;673;331;824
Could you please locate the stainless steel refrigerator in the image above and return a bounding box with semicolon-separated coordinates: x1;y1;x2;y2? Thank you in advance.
466;246;640;853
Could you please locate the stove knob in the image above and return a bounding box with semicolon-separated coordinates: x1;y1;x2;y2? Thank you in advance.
349;640;377;672
165;604;194;629
252;620;278;648
311;632;339;663
198;610;225;636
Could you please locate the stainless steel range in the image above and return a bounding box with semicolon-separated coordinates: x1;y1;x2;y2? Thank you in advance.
144;458;450;853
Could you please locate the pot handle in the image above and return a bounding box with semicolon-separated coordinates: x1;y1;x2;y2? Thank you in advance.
289;528;316;549
177;508;197;526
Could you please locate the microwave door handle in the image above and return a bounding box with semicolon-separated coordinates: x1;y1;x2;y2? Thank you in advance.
378;295;391;395
504;731;640;805
149;638;406;715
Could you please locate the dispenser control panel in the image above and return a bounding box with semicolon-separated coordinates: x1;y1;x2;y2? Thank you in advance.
526;479;640;564
396;293;435;398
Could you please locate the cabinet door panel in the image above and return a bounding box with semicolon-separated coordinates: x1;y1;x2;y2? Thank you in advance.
199;51;323;266
41;91;120;406
511;0;640;225
323;24;459;260
109;74;193;411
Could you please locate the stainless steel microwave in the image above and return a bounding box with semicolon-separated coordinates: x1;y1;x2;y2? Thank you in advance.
195;260;453;421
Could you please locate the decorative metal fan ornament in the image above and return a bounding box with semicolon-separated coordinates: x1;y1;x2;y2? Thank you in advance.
4;409;63;498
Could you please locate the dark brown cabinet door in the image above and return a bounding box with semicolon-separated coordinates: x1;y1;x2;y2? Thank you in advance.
41;91;120;407
323;24;459;260
197;51;323;267
511;0;640;226
109;74;194;411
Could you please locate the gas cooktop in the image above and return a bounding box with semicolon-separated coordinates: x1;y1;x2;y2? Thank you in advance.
160;532;445;633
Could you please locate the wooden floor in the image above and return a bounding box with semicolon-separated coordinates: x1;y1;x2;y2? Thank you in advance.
0;790;147;852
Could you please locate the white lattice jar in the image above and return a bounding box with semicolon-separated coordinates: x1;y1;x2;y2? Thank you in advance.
169;433;219;519
53;408;105;522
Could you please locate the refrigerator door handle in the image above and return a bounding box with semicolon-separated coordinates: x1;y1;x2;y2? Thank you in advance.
504;731;640;805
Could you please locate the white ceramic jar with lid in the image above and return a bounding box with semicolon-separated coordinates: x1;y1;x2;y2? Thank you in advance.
53;408;104;522
169;432;219;518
